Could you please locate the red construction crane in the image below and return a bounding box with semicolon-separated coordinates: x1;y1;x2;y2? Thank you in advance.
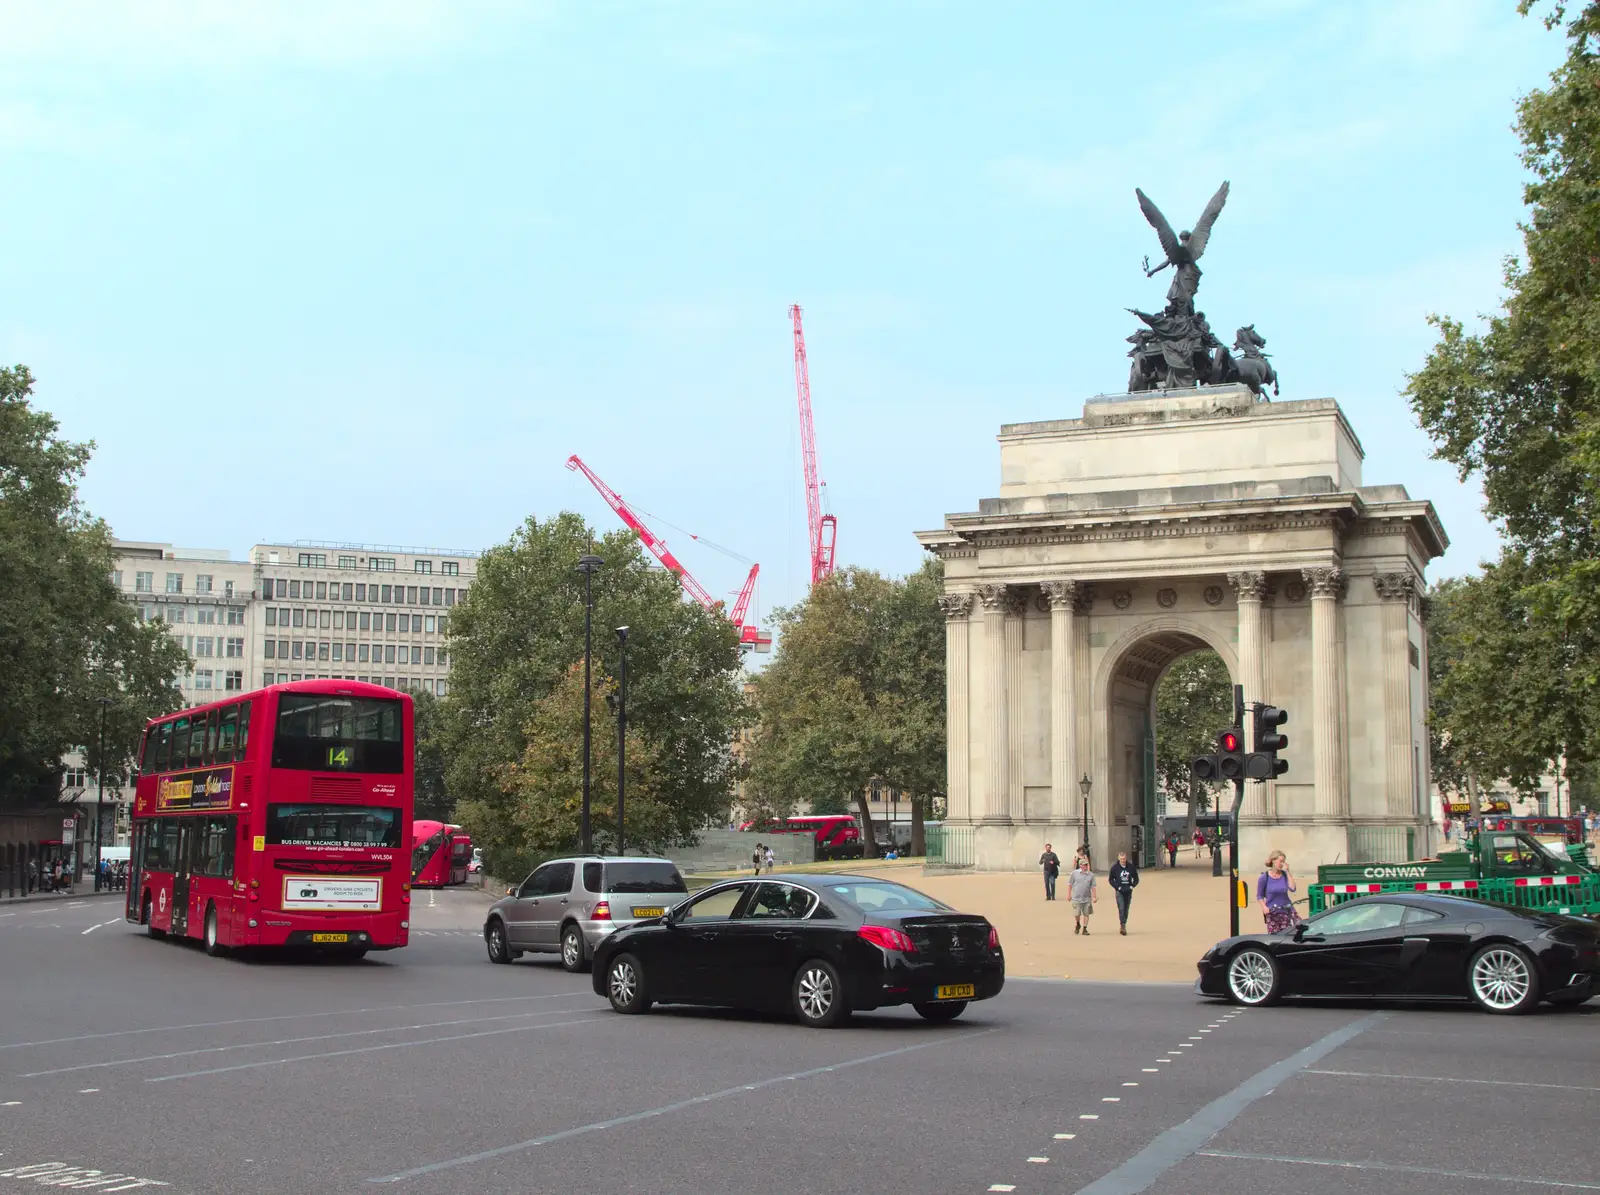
565;454;771;652
790;303;838;586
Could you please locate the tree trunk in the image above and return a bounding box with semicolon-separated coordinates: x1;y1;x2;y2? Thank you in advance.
910;797;926;857
854;789;877;858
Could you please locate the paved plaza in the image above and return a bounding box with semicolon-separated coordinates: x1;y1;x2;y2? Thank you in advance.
2;885;1595;1195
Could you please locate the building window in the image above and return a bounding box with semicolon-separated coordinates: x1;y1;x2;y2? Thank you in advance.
407;586;418;604
226;637;244;658
166;573;183;594
224;580;235;599
442;561;459;576
278;638;288;658
276;673;288;684
415;560;432;574
424;647;435;665
345;641;356;660
355;584;366;601
444;588;455;607
195;637;214;657
332;611;344;630
225;670;243;691
275;578;287;598
265;641;276;659
398;615;410;633
111;569;123;589
408;646;420;664
437;679;447;696
370;557;395;572
384;613;396;632
140;604;155;622
311;581;323;600
358;612;371;631
194;670;213;690
164;607;182;625
289;580;301;598
290;673;301;682
437;648;448;667
291;609;304;628
431;587;443;605
340;582;353;600
226;606;244;625
380;585;392;603
338;556;357;569
298;553;326;568
419;587;430;606
319;642;330;661
196;607;216;625
266;609;277;627
438;616;448;636
385;645;396;664
135;571;154;592
196;575;213;593
331;643;343;662
358;644;369;662
424;615;436;633
291;641;303;660
317;609;329;629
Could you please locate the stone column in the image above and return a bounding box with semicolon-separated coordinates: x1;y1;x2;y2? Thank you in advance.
1374;572;1418;819
975;583;1012;824
1004;590;1026;822
1227;571;1269;710
1304;567;1346;820
1041;581;1079;824
938;592;975;824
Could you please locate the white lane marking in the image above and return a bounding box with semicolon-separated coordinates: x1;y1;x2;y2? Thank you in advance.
1028;1156;1048;1163
0;912;15;918
1198;1029;1212;1033
1079;1114;1099;1120
77;1088;98;1094
1142;1068;1160;1072
66;902;86;908
2;1100;20;1106
1197;1150;1600;1190
1123;1082;1139;1087
1188;1036;1203;1040
0;1160;169;1188
1304;1070;1600;1093
988;1186;1016;1192
146;1017;610;1082
1101;1097;1120;1102
1156;1058;1172;1062
24;1008;589;1077
429;890;436;907
1054;1133;1076;1140
1178;1043;1193;1048
0;993;589;1052
81;919;121;936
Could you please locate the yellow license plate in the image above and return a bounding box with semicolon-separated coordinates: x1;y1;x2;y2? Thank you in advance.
311;933;349;944
630;907;665;918
936;984;975;1000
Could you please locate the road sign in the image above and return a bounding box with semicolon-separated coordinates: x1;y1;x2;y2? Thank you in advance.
62;818;75;846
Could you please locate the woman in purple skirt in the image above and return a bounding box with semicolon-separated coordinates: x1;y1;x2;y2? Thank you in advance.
1256;851;1299;933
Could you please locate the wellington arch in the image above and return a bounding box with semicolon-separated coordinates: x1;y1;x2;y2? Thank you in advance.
916;384;1448;872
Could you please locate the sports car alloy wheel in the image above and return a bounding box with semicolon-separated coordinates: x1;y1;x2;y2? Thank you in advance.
794;961;846;1027
607;955;649;1014
1470;946;1537;1014
1227;949;1279;1006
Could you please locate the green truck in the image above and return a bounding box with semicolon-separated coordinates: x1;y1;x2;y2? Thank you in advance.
1311;828;1600;917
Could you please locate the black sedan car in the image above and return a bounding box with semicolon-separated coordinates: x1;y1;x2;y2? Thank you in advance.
1196;893;1600;1014
590;874;1004;1027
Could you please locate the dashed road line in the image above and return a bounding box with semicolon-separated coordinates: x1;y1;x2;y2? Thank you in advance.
81;919;121;936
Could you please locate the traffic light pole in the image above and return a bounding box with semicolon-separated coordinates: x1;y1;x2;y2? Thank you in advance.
1230;685;1245;939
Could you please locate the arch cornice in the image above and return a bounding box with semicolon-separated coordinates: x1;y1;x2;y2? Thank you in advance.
1091;613;1239;702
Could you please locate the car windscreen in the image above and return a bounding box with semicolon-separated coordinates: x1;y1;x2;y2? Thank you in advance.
271;694;404;773
266;803;402;848
820;881;950;912
603;862;688;894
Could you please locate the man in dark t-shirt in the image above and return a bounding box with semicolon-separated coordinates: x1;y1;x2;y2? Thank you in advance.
1039;844;1062;901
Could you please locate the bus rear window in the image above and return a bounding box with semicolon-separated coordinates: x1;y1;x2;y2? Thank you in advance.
266;804;401;848
271;695;404;773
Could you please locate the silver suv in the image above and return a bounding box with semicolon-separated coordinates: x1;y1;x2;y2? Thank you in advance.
484;855;689;973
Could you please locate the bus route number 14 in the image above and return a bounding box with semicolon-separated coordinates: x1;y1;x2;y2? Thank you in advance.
326;746;353;768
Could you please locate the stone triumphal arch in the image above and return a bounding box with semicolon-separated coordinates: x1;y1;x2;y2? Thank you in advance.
917;384;1447;872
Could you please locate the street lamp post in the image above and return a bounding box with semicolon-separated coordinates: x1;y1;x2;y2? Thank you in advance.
1078;773;1093;866
94;698;113;892
615;626;629;857
577;554;604;855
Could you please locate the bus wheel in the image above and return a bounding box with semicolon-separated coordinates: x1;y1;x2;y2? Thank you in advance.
203;905;227;957
142;893;165;940
344;948;368;962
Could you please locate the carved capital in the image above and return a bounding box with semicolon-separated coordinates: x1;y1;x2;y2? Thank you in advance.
1227;570;1269;602
1302;566;1346;599
938;592;974;621
1372;571;1417;603
1039;580;1080;611
975;583;1010;613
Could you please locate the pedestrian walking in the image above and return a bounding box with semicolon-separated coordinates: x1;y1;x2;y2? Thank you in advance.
1108;851;1139;935
763;844;775;872
26;858;37;894
1068;857;1097;935
1256;850;1300;933
1192;830;1205;859
1039;843;1062;901
1166;834;1179;868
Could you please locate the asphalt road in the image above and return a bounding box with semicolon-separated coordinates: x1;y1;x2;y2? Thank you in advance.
2;887;1596;1195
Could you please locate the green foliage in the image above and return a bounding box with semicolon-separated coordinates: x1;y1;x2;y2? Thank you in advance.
0;366;187;805
1406;4;1600;780
745;561;945;848
443;512;746;870
411;689;451;822
1152;652;1231;816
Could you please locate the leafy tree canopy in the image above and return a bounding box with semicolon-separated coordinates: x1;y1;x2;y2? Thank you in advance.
443;512;746;873
1152;651;1232;821
1407;3;1600;780
0;366;187;805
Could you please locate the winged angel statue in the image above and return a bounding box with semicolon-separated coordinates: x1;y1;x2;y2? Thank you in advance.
1122;181;1280;397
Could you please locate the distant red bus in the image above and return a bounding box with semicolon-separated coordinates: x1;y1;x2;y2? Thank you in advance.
125;679;414;958
411;821;471;886
739;814;863;861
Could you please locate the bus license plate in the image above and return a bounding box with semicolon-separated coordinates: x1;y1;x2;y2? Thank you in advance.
311;933;349;944
630;907;665;918
936;984;975;1000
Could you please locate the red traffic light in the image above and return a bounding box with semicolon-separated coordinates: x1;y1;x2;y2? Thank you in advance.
1220;730;1241;753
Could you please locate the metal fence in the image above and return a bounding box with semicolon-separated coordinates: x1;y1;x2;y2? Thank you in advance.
1312;874;1600;916
925;824;975;869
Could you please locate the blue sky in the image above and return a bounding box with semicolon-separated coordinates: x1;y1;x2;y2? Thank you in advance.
0;0;1565;626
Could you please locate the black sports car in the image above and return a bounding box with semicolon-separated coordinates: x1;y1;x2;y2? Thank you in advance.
1196;893;1600;1014
589;874;1005;1028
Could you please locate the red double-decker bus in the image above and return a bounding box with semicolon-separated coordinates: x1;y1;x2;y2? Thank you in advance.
738;814;864;860
125;679;414;958
411;820;472;886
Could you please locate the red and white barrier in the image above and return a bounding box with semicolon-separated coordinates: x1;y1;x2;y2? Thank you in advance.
1320;883;1384;894
1514;875;1581;887
1413;880;1479;891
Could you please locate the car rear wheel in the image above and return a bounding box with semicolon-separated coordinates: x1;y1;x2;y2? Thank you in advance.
142;893;165;940
485;919;511;965
560;924;590;973
607;954;651;1014
1469;944;1540;1014
793;959;848;1028
913;1000;967;1023
1226;947;1282;1007
203;905;226;957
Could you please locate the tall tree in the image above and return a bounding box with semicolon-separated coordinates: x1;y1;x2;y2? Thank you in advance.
746;561;945;855
1152;652;1231;833
411;689;452;823
443;512;746;872
0;366;187;805
1406;2;1600;780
